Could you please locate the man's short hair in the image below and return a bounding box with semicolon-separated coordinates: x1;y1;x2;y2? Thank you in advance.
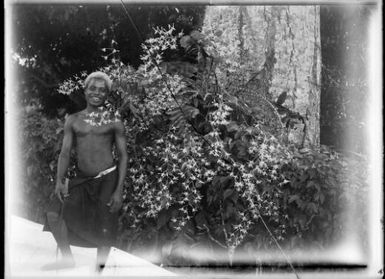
84;71;112;92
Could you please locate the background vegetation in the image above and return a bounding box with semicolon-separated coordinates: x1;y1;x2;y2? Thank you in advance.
11;4;374;268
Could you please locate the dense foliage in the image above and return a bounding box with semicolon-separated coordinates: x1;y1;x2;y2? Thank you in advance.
19;103;63;221
12;4;205;116
19;27;369;266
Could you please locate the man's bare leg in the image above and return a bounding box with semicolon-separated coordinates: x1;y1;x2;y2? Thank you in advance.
42;212;75;270
96;246;111;273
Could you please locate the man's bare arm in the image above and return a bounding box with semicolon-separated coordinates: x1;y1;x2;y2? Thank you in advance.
56;115;74;184
108;120;127;213
113;120;128;194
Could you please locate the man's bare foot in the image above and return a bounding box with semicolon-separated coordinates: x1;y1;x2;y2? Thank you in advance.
41;258;76;271
95;263;106;274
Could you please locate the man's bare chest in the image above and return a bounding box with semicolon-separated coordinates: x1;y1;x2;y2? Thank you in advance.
73;119;114;138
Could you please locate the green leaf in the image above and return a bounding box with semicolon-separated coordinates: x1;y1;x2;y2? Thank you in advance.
221;176;233;188
307;180;317;188
224;203;235;219
223;189;234;200
288;194;299;204
211;176;221;188
180;35;192;49
295;198;304;208
55;127;63;134
194;212;208;229
226;121;239;133
319;193;325;204
307;202;318;214
157;209;170;229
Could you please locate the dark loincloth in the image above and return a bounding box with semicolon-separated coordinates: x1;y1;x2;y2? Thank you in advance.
43;167;119;248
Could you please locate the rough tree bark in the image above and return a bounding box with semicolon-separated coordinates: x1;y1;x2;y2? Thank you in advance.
257;7;280;100
238;6;246;64
306;6;321;147
203;6;322;146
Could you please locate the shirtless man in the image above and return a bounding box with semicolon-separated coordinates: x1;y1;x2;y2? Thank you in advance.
43;72;128;272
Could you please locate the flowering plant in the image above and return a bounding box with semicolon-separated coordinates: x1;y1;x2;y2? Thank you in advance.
81;108;121;127
56;26;368;266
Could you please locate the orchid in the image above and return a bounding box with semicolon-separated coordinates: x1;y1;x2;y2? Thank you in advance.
54;25;366;265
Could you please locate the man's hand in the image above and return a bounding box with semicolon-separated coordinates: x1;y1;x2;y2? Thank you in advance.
107;191;122;213
54;179;68;203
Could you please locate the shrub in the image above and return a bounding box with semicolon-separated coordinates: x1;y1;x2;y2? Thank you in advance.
22;26;369;266
19;103;64;223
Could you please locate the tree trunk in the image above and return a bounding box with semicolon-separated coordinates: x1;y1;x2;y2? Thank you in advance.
271;6;321;147
306;6;321;147
258;7;279;100
320;6;372;154
320;6;344;150
238;7;246;64
202;6;322;145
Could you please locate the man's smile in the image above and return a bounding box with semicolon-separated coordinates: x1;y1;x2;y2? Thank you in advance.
88;95;104;103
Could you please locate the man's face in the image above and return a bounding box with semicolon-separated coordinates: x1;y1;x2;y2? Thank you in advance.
84;79;109;107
